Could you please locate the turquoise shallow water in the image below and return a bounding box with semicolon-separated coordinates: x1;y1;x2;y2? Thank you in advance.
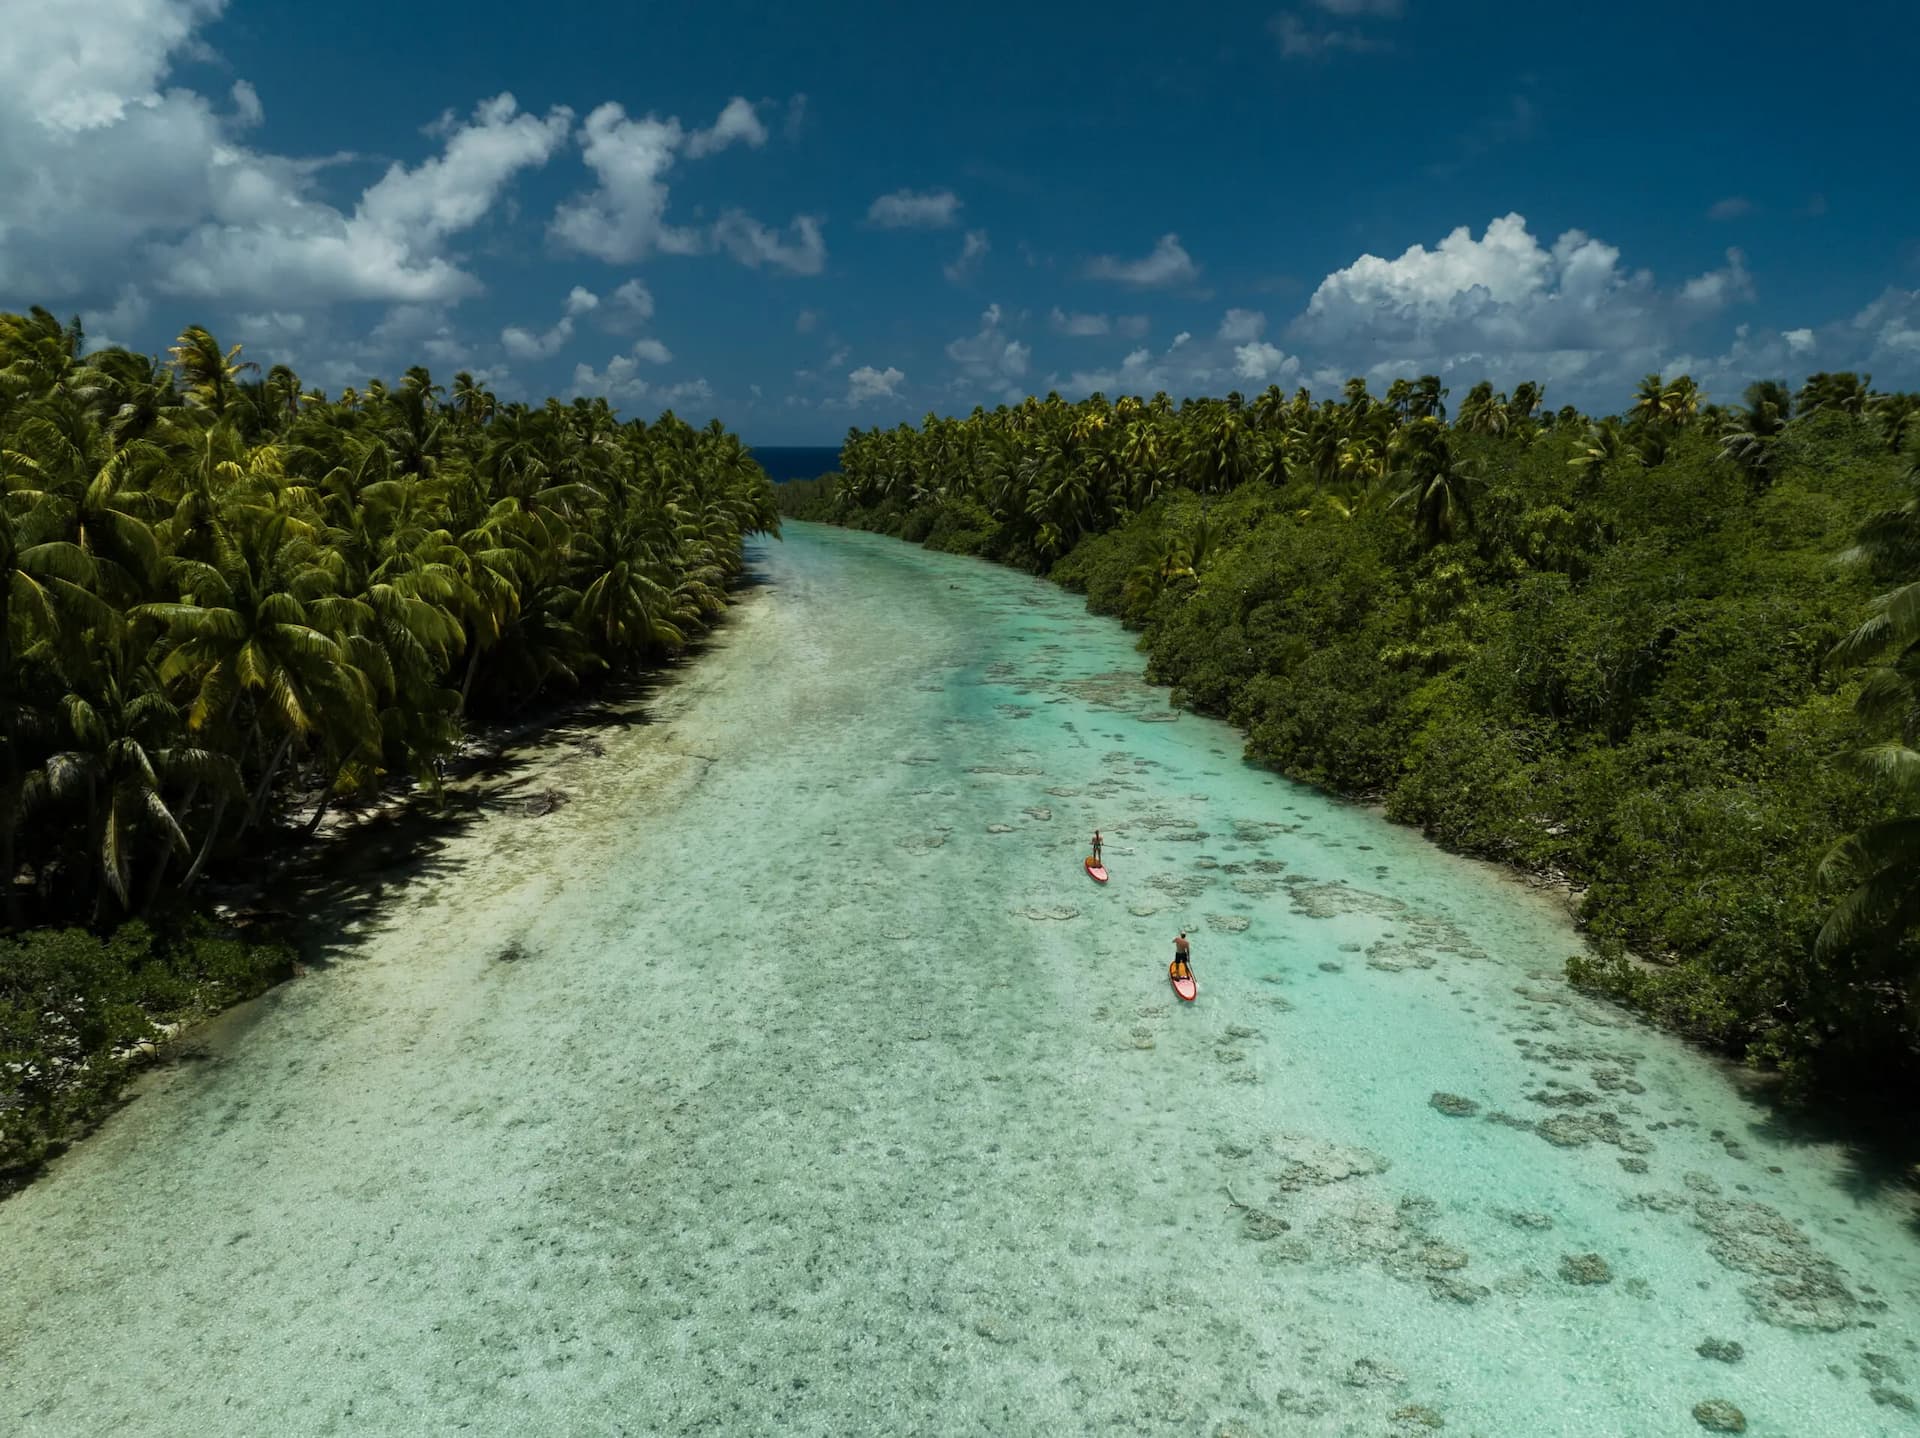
4;521;1920;1435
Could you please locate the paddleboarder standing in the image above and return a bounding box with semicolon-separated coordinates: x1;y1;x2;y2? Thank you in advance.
1091;829;1103;866
1173;931;1192;979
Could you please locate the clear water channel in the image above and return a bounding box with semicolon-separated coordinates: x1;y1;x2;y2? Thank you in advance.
3;522;1918;1435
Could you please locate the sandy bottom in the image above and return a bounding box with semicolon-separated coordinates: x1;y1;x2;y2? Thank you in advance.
3;523;1918;1436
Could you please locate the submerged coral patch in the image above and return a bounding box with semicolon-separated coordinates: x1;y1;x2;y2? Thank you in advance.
1282;879;1409;921
1367;939;1436;972
1559;1252;1614;1285
1689;1198;1858;1332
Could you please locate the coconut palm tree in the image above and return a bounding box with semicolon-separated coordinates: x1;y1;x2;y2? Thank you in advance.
1797;372;1872;417
168;326;257;418
0;301;778;923
1719;380;1793;487
1819;457;1920;954
1410;375;1448;421
1455;381;1510;437
1389;419;1481;549
20;636;238;914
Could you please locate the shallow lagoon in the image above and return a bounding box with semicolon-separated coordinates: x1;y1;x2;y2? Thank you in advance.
3;522;1918;1435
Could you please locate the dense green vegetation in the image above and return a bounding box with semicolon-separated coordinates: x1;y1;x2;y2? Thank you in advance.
779;373;1920;1093
1;306;777;1182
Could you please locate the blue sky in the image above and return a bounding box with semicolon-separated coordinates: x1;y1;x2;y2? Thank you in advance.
6;0;1917;442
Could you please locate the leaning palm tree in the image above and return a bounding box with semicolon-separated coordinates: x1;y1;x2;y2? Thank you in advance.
1719;380;1792;487
1123;531;1192;610
575;550;686;659
20;637;239;913
1410;375;1448;421
1454;381;1509;437
1815;810;1920;960
1629;374;1669;429
168;326;257;418
450;372;496;430
1873;394;1918;455
1389;419;1480;549
1568;418;1640;479
1819;457;1920;955
136;513;370;878
1;448;115;922
1797;372;1873;417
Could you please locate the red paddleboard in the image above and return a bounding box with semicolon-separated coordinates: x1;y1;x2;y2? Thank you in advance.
1085;856;1108;883
1170;960;1197;1002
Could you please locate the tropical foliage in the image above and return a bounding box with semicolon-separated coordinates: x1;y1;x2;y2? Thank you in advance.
1;306;776;1180
780;373;1920;1093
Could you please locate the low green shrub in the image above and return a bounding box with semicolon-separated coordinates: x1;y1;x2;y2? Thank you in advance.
1;919;289;1183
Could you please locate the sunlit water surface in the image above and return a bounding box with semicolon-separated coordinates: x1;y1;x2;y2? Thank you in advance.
4;523;1919;1436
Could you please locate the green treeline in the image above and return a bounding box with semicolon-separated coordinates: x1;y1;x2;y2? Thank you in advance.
1;306;777;1179
778;373;1920;1093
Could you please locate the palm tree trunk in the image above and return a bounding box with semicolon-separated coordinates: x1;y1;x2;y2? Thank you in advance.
457;642;483;715
178;685;247;820
236;732;296;837
0;812;16;931
0;583;18;929
300;761;347;837
153;687;252;904
139;837;174;913
180;794;230;891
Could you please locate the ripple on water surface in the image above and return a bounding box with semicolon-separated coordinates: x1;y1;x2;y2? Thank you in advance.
1;523;1918;1436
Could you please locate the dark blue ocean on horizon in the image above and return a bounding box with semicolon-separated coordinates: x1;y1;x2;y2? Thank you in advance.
750;446;842;483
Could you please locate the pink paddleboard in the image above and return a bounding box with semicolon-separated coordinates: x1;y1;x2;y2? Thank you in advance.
1085;857;1108;883
1170;961;1197;1002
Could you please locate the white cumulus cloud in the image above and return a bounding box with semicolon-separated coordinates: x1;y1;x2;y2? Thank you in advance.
0;6;572;310
682;97;767;159
501;317;575;360
502;286;617;358
606;278;655;328
1275;211;1920;410
551;97;814;273
867;188;962;228
1293;212;1663;370
1270;0;1400;59
1218;308;1267;342
549;103;701;263
713;211;827;274
157;93;574;305
1234;340;1300;384
947;304;1031;402
1050;308;1111;337
81;285;153;352
1270;13;1384;57
1085;234;1199;289
570;350;710;411
1845;288;1920;359
11;0;227;134
944;229;990;283
1057;329;1229;400
1679;248;1755;308
845;365;905;405
230;79;263;129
